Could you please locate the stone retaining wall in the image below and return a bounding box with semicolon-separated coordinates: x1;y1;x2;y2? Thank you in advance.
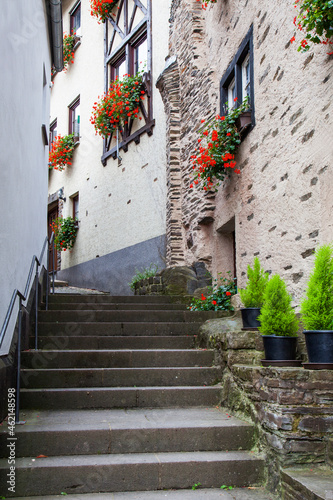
197;317;333;492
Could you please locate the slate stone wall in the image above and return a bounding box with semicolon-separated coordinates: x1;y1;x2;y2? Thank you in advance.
158;0;333;307
197;318;333;491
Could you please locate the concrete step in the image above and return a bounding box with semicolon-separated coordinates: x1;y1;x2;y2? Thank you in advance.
20;386;222;410
21;366;221;388
48;302;188;311
21;349;215;369
6;488;279;500
48;294;181;304
38;322;201;336
281;467;333;500
0;450;265;497
0;408;255;458
33;335;195;350
38;309;226;323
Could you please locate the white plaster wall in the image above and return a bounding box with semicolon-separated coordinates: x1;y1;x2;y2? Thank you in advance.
48;0;170;271
0;0;51;354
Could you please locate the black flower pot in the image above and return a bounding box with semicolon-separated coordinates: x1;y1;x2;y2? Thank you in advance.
262;335;298;361
303;330;333;363
241;307;261;330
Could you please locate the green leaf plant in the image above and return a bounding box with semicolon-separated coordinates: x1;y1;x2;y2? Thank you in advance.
188;271;237;312
239;257;269;308
300;244;333;330
290;0;333;54
258;274;299;337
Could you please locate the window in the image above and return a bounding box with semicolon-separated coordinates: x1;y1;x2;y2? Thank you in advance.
72;193;79;221
220;25;255;132
103;0;153;164
69;97;80;142
70;1;81;36
49;119;57;151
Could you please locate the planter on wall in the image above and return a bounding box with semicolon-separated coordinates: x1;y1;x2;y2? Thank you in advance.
303;330;333;369
261;335;301;367
235;110;252;134
241;307;261;330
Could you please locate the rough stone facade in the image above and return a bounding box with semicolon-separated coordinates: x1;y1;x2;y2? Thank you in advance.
157;0;333;306
198;317;333;492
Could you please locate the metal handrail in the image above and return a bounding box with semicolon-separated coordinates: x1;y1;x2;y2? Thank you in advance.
0;233;56;423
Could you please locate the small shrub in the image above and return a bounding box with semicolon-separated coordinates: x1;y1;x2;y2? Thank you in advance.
300;244;333;330
239;257;269;308
129;264;159;291
258;274;299;337
188;272;237;311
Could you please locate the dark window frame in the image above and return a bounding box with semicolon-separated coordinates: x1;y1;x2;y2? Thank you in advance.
49;119;57;151
68;96;80;143
70;1;81;36
102;0;154;165
220;25;255;136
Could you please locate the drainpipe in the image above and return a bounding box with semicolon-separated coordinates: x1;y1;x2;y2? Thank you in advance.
47;0;64;72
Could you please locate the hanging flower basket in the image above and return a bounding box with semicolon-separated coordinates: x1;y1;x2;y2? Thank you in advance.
196;0;217;10
90;0;119;23
90;71;145;137
51;216;78;252
190;97;250;191
63;32;77;69
49;134;75;171
290;0;333;54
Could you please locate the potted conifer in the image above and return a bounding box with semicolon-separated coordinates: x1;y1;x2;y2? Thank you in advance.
300;244;333;368
258;274;300;366
239;257;269;330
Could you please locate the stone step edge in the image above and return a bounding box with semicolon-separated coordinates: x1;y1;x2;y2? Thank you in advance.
0;450;265;468
21;385;222;393
281;467;333;500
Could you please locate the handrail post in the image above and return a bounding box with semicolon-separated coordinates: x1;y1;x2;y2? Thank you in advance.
35;261;39;351
46;239;50;311
15;297;23;424
52;242;55;294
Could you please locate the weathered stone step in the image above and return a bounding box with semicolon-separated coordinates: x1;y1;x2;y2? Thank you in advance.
38;309;225;323
21;349;214;369
48;302;188;311
20;386;222;410
21;366;221;388
0;450;265;497
281;467;333;500
0;408;255;458
7;488;279;500
48;294;181;304
38;322;201;336
33;335;195;350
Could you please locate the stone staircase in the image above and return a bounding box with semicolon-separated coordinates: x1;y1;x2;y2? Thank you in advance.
0;294;266;497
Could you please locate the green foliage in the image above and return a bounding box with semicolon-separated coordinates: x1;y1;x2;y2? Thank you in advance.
129;263;159;291
190;97;250;191
63;32;76;69
188;272;237;311
292;0;333;53
239;257;269;307
221;485;234;490
51;217;78;252
258;274;299;337
300;244;333;330
192;482;202;490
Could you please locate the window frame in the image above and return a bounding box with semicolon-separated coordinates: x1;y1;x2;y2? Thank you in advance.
49;119;57;152
102;0;154;165
68;96;80;144
220;25;255;135
70;1;81;37
72;193;79;221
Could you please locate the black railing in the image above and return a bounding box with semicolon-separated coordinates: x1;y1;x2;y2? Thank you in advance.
0;233;56;423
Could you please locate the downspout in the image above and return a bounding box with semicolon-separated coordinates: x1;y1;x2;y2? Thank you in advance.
47;0;64;72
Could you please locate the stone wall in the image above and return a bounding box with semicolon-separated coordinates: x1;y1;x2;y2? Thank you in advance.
134;262;212;296
158;0;333;307
198;317;333;492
